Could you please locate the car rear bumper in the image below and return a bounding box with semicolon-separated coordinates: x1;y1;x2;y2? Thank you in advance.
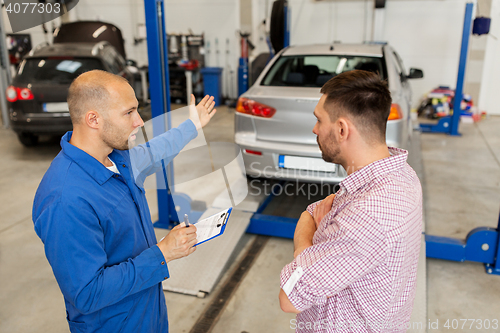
10;110;72;135
235;132;347;184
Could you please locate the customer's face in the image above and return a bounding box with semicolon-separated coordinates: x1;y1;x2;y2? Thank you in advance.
312;95;341;164
100;82;143;150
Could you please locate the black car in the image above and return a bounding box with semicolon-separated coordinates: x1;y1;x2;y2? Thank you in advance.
7;41;135;146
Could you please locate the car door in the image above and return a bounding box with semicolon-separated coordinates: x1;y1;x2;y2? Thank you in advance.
393;50;412;105
388;48;412;144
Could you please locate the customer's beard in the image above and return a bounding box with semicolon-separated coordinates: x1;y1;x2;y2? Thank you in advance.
318;135;341;164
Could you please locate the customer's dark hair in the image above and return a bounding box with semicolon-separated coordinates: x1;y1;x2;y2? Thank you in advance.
320;70;392;144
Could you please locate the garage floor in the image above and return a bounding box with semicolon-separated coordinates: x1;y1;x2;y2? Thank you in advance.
1;107;499;333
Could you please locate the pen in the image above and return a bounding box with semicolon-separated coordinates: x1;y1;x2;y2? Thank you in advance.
184;214;190;228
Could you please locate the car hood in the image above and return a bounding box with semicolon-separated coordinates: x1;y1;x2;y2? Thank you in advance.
53;21;126;59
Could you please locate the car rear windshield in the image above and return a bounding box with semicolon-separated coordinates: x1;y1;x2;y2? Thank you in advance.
15;57;105;84
261;55;385;87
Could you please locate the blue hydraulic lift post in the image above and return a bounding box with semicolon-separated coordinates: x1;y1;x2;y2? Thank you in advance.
144;0;178;228
450;1;474;136
419;2;474;135
283;0;290;48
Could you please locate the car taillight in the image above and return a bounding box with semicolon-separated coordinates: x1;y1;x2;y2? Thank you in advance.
6;86;17;102
244;149;262;156
236;97;276;118
388;103;403;120
6;86;34;102
19;88;34;100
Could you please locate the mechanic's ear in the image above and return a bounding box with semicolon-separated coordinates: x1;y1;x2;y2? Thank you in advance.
85;110;100;129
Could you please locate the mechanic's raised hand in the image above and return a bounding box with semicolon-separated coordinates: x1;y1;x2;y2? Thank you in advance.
189;94;217;130
157;223;198;263
312;194;335;228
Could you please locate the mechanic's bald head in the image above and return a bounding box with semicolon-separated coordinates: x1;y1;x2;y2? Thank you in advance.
67;70;129;125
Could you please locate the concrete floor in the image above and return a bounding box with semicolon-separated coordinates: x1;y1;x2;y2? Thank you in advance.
1;108;499;333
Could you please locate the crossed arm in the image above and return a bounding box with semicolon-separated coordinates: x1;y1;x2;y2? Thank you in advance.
279;194;335;313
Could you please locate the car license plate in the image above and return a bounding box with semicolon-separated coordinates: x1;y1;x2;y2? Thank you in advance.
279;155;336;173
43;102;69;112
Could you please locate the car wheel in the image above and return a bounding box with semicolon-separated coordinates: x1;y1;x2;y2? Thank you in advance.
18;133;39;147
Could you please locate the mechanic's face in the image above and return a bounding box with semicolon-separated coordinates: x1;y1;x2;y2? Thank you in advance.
100;82;143;150
312;95;341;164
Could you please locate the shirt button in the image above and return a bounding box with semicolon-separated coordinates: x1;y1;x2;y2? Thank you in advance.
122;164;126;168
164;277;168;280
114;174;119;178
161;261;165;265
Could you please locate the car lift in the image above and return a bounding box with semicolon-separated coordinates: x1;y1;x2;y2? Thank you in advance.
419;2;473;136
145;0;499;278
144;0;206;228
419;2;500;275
144;0;290;228
250;1;500;276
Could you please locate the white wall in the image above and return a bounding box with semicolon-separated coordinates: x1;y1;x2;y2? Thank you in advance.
3;0;499;108
251;0;480;108
163;0;241;98
479;0;500;115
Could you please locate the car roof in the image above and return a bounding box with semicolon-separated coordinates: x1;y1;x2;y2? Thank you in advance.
26;42;108;58
282;43;385;57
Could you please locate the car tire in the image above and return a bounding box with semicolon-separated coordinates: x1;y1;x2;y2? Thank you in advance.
270;0;285;53
250;53;271;85
18;133;39;147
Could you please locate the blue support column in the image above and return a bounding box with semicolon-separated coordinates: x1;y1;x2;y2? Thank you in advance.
283;1;290;48
450;2;474;136
419;2;473;135
237;57;248;96
144;0;178;228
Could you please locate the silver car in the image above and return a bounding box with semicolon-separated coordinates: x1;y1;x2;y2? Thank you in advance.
235;43;423;183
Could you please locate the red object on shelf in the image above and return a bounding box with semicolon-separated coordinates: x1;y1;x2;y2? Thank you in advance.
178;59;199;70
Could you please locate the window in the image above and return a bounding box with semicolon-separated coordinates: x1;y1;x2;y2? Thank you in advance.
16;57;105;84
261;55;385;87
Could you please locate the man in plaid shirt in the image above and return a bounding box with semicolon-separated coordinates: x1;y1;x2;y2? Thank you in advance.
279;70;423;333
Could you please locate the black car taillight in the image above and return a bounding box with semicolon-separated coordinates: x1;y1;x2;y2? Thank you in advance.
236;97;276;118
6;86;34;102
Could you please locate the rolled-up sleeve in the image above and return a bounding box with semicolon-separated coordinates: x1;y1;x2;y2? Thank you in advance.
280;204;387;312
130;119;198;183
306;200;321;216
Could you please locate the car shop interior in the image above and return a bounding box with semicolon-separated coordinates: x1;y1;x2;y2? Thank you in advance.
1;0;500;332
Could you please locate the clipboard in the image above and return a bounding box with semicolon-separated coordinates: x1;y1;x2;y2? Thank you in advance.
194;207;232;246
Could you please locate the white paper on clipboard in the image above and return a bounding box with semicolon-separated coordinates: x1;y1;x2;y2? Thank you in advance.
193;207;232;246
